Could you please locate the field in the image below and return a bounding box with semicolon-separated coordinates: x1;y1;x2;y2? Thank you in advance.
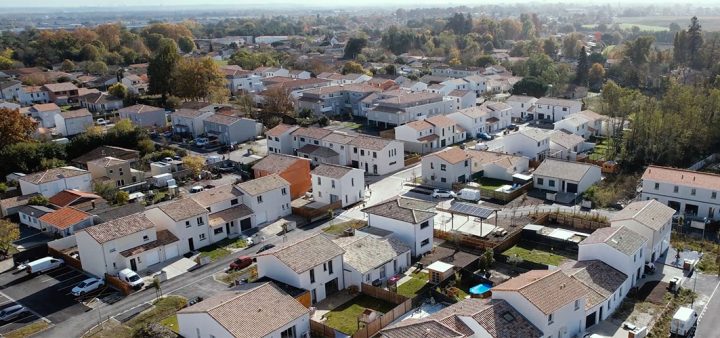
502;245;572;266
582;23;666;32
617;16;720;32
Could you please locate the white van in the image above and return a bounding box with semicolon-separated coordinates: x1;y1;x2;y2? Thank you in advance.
26;257;64;275
118;269;144;290
670;306;698;337
455;188;482;202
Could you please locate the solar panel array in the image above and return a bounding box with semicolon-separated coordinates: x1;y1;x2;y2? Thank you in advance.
448;202;495;219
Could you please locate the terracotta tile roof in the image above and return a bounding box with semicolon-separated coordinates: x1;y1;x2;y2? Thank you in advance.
253;153;308;174
334;235;410;274
378;92;442;106
610;199;675;231
425;115;457;128
178;283;309;338
642;165;720;191
455;106;490;118
577;110;606;122
493;269;587;315
580;226;646;256
20;166;89;185
381;320;463;338
172;108;206;119
447;89;471;97
157;198;208;222
72;146;139;165
561;260;627;309
349;135;394;151
38;207;92;230
466;150;525;171
418;134;439;142
118;104;163;114
209;204;253;227
120;229;179;257
265;124;298;137
429;147;470;165
505;95;538;103
31;103;60;112
48;190;101;207
534;159;598;182
80;92;122;104
291;126;333;140
402;119;433;131
43;82;78;92
191;185;242;208
322;131;357;144
59;109;92;119
536;97;581;107
259;234;344;273
205;113;242;125
312;164;357;179
550;130;584;149
362;197;436;224
516;128;549;142
81;213;155;244
236;174;289;196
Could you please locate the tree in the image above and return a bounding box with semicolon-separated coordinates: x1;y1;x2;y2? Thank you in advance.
511;76;548;97
108;83;128;99
475;55;496;67
478;248;494;271
94;182;119;202
588;63;606;91
263;86;294;114
0;108;36;151
543;38;559;58
688;16;704;69
79;44;100;61
137;138;156;155
115;191;129;205
343;37;367;60
172;57;226;102
0;183;7;194
60;59;76;72
562;33;583;58
28;195;49;206
87;61;108;75
182;155;205;177
148;38;180;100
0;220;20;256
0;49;14;70
575;46;589;85
624;36;655;66
341;61;365;75
177;36;195;53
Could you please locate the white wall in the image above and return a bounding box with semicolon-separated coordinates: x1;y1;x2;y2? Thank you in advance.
578;243;644;288
144;208;211;254
240;184;291;225
19;172;92;197
502;133;549;161
312;170;365;207
350;141;404;175
121;109;166;128
641;178;720;220
421;156;471;189
493;290;585;338
367;214;433;256
178;313;232;338
77;227;158;277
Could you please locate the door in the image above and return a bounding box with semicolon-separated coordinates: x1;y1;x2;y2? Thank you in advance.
240;218;252;231
311;289;317;305
364;163;368;172
145;250;160;266
165;244;179;259
225;223;231;235
188;238;195;251
324;278;339;297
130;258;137;271
585;312;597;328
566;183;578;194
330;194;339;203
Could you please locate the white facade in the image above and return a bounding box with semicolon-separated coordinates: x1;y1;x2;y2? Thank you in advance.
533;98;583;121
171;110;214;138
421;153;471;189
19;169;92;198
492;288;586;338
178;311;309;338
578;240;644;290
501;129;550;161
366;214;434;257
237;180;292;225
611;221;671;263
534;164;601;195
506;95;538;119
144;208;211;254
349;138;404;176
54;113;93;137
312;167;365;208
18;87;50;105
367;97;456;128
640;166;720;220
554;115;591;139
266;125;299;155
256;254;344;304
119;106;167;128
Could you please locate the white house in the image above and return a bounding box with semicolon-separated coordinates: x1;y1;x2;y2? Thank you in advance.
493;269;587;338
505;95;538;120
77;213;180;277
610;199;675;263
311;164;365;208
54;109;93;136
191;184;256;233
348;136;404;175
17;205;54;230
171;108;214;138
18;85;50;105
204;114;262;145
394;115;466;154
533;159;602;196
362;197;437;257
177;282;310;338
447;106;492;138
578;226;647;289
554;114;591;139
577;110;610;136
235;174;291;225
421;147;472;189
27;103;61;128
19;167;92;197
145;198;212;254
501;128;550;161
118;104;166;128
0;79;21;102
266;124;300;154
334;234;411;289
255;234;345;304
480;101;513;131
533;97;582;121
640;165;720;220
445;89;475;110
79;92;124;113
466;150;530;182
549;130;590;161
366;92;455;129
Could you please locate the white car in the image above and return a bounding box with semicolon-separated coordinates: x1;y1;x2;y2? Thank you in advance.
189;185;205;193
95;118;108;126
0;305;26;321
195;137;209;146
432;189;455;198
71;277;105;296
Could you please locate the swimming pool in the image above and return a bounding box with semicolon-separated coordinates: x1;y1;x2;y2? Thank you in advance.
469;283;492;295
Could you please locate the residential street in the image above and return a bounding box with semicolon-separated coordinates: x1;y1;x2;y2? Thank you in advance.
694;272;720;337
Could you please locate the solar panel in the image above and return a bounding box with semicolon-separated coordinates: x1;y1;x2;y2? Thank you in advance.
448;202;495;219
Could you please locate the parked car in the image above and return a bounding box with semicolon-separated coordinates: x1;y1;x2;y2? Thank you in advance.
506;124;518;131
229;256;253;271
26;257;64;275
256;244;275;254
71;277;105;296
161;131;172;138
670;307;698;337
477;132;493;141
189;185;205;193
431;189;455;198
95;118;108;126
455;188;482;202
195;137;209;147
0;305;27;322
118;268;144;290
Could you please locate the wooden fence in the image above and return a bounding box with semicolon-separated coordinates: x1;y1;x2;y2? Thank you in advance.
291;201;342;222
361;283;408;305
105;273;133;296
540;212;609;231
479;181;533;202
404;153;421;167
48;247;82;271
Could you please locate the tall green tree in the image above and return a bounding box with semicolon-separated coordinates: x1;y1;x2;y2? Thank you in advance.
172;57;226;102
343;36;367;60
575;46;589;85
511;76;548;98
177;36;195;53
148;38;180;100
688;16;704;69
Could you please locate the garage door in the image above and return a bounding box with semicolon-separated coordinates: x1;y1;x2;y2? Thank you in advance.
165;244;179;259
240;218;252;231
566;183;578;193
145;250;160;266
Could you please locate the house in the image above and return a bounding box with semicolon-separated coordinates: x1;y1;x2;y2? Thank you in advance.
349;136;404;175
398;80;427;92
38;207;94;236
362;197;436;256
220;66;263;94
549;130;589;161
296;84;381;117
506;95;538;120
236;175;291;225
17;205;54;229
77;213;180;277
121;74;148;95
288;69;312;79
255;234;345;304
640;165;720;220
311;164;365;208
380;298;542;338
19;166;92;197
0;100;20;110
54;109;93;136
431;65;482;78
577;110;610;136
191;185;255;234
252;154;311;199
48;189;102;208
480;101;512;131
447;106;493;137
79;92;124;113
27;103;61;128
467;150;530;182
533;159;602;196
18;85;50;105
42;82;79;104
118;104;166;128
72;146;140;168
446;89;475;110
145;198;212;253
394;115;466;154
578;226;647;292
177;282;310;338
610;200;675;263
253;67;290;78
366;92;455;129
493;269;587;338
533;97;582;121
554;114;591;139
501;128;550;161
0;79;21;102
204;114;262;145
266;124;300;155
170;108;214;139
334;234;410;289
292;127;334;159
86;156;145;190
421;147;472;189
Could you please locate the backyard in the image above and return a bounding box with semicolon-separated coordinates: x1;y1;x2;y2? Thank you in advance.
323;294;397;335
323;220;367;236
671;233;719;274
477;177;512;190
88;296;188;338
502;245;573;266
198;237;249;261
396;271;429;298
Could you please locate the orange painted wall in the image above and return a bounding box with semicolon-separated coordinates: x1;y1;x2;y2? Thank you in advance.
254;159;311;199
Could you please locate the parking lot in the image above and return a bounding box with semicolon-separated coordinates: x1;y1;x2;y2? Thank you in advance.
0;293;42;335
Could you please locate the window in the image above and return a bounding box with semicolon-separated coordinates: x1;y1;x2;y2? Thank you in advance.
353;147;358;154
691;188;696;196
331;180;335;188
143;235;149;241
548;313;554;325
197;217;204;225
214;227;224;235
281;188;287;195
430;162;434;169
231;198;238;206
109;248;116;253
309;268;315;283
317;177;322;185
318;191;322;197
199;233;206;241
674;186;679;193
713;192;717;199
360;149;365;156
537;178;544;185
420;221;429;229
257;195;263;203
548;180;555;187
351;178;354;186
185;220;191;228
328;260;333;274
300;137;305;142
464;160;469;167
440;177;446;183
421;238;430;246
373;152;377;158
440;164;446;171
280;326;296;338
574;300;580;311
654;182;660;190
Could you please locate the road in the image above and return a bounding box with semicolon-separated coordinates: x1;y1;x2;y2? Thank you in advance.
694;272;720;337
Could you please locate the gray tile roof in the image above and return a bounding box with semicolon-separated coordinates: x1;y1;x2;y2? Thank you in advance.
610;199;675;231
561;260;628;309
157;198;208;222
362;197;436;224
191;184;241;207
533;159;598;182
580;226;646;256
252;153;308;174
81;213;154;244
236;174;289;196
19;166;89;185
260;234;344;273
333;235;411;274
311;164;356;179
349;135;394;151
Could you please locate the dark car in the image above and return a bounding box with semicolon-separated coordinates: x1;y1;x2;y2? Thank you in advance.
256;244;275;254
229;256;253;271
506;124;518;131
477;132;493;141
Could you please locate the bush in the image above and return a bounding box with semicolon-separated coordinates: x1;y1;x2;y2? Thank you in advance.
0;183;7;194
28;195;49;206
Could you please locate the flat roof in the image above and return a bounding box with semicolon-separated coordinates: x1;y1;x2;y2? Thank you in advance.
427;261;454;273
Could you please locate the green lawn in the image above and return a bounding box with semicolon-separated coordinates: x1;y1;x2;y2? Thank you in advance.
199;244;231;261
343;122;362;130
589;138;611;161
396;272;429;298
324;294;397;335
502;245;571;266
617;23;668;32
159;315;179;333
5;320;50;338
212;236;248;250
89;296;187;338
477;177;512;190
323;220;367;235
